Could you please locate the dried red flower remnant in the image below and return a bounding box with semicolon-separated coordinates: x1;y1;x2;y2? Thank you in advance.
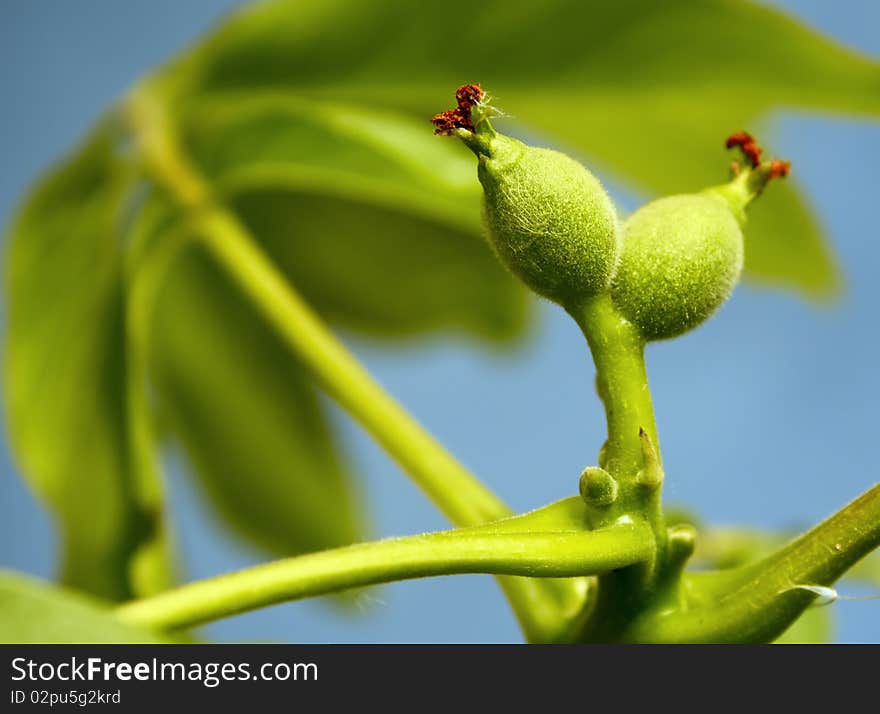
431;109;464;136
725;131;790;184
725;131;763;168
768;159;791;179
456;83;484;110
432;83;485;135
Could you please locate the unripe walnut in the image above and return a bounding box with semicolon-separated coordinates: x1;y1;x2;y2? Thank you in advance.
433;86;619;304
610;132;790;341
610;193;744;341
477;134;619;304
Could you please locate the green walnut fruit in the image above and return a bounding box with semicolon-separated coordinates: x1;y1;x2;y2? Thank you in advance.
436;86;619;305
610;193;744;341
475;133;619;304
609;132;789;341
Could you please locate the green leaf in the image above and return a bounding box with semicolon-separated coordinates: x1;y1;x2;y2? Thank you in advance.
155;0;880;298
3;119;172;600
847;549;880;587
148;237;365;556
0;570;169;644
690;523;880;586
176;95;527;340
774;606;833;644
740;181;840;297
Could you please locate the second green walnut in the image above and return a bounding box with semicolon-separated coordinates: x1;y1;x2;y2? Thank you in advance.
610;192;744;341
610;139;789;341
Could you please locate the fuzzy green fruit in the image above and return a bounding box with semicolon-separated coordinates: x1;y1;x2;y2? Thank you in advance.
474;132;619;304
611;193;744;341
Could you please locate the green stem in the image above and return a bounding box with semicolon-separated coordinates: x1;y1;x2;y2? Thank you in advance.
124;84;585;642
117;514;653;632
567;294;663;536
566;294;667;641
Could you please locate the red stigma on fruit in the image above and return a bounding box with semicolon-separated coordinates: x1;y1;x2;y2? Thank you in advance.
725;132;791;186
768;159;791;179
432;83;485;135
725;131;763;168
431;109;464;136
456;83;484;110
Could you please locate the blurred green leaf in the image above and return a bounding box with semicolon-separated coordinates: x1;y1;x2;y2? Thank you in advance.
0;570;169;644
156;0;880;297
3;119;171;600
774;606;833;644
119;94;525;558
178;96;526;339
668;515;879;643
847;550;880;586
148;239;364;555
691;525;880;587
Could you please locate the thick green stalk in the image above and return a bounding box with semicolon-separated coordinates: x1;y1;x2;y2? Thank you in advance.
124;85;585;642
117;514;652;632
569;294;658;476
566;294;668;640
567;294;664;542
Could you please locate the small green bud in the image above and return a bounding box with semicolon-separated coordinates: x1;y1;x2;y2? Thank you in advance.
579;466;619;507
610;132;790;341
434;86;619;304
667;524;698;567
636;427;664;489
597;439;610;471
657;524;697;602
